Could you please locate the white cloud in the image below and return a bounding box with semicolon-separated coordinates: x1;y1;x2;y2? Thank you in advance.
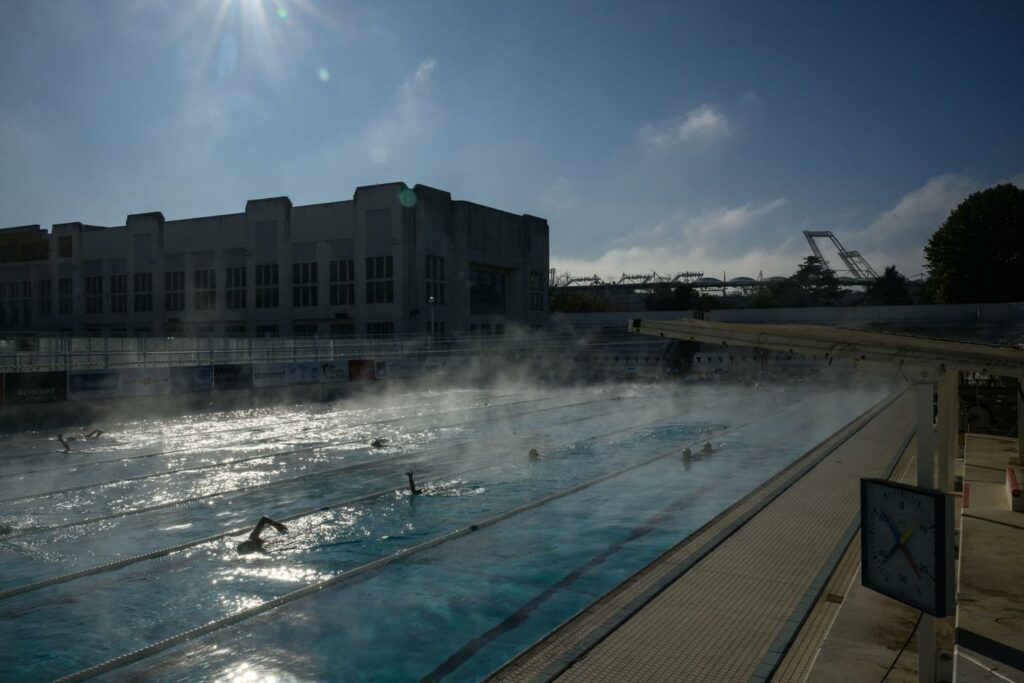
639;104;731;149
368;58;439;164
552;198;795;281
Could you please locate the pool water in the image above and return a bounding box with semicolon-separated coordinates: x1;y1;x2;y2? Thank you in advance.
0;381;889;681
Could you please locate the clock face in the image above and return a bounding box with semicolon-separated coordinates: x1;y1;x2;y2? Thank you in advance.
860;479;952;617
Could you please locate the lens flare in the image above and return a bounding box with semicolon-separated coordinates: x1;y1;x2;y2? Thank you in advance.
317;67;330;82
398;188;417;208
276;7;288;20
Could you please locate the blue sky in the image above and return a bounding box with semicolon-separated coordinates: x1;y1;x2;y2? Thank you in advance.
1;0;1022;278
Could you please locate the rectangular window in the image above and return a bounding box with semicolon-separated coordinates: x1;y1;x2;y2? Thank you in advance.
0;283;8;326
58;236;72;258
133;272;153;312
19;281;30;325
469;268;506;315
226;323;247;337
292;262;318;307
426;255;445;304
58;277;73;315
530;270;545;311
256;324;279;338
38;279;51;315
293;323;318;338
165;321;186;337
110;274;127;313
165;271;185;312
366;321;394;338
85;276;103;314
255;264;279;308
365;255;394;304
194;269;216;311
329;322;354;338
226;266;246;310
329;259;355;306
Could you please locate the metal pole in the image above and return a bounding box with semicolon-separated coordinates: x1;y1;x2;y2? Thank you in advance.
916;381;937;683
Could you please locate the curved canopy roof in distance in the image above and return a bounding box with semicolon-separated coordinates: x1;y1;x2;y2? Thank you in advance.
629;318;1024;378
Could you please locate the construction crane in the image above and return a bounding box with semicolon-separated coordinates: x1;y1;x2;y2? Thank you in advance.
803;231;880;281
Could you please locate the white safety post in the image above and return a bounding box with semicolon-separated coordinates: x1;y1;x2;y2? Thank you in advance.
1018;378;1023;467
937;372;958;493
917;380;937;683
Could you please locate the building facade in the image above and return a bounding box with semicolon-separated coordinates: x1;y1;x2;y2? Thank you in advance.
0;183;550;338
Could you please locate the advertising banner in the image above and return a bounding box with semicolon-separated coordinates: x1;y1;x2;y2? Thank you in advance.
212;364;252;391
318;360;349;384
253;363;289;388
3;371;67;404
287;361;321;385
348;359;377;381
118;367;171;397
170;365;213;394
68;370;121;400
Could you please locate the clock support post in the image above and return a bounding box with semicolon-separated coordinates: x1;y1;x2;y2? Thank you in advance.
916;381;938;682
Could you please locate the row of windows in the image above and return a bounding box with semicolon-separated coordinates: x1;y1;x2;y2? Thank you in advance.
0;255;530;319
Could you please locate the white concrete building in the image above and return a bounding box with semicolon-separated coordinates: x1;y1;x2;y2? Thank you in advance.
0;182;550;338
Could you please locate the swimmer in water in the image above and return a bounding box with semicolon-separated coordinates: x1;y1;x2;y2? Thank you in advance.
236;516;289;555
406;471;422;496
371;437;390;448
84;429;104;440
702;442;714;454
528;448;541;462
682;447;692;458
57;434;74;452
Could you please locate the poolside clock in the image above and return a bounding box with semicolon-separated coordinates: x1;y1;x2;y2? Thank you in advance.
860;479;954;617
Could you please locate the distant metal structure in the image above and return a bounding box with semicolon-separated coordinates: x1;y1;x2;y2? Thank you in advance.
550;270;704;288
803;231;880;281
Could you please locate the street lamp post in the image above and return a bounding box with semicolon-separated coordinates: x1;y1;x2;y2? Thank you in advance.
427;295;436;348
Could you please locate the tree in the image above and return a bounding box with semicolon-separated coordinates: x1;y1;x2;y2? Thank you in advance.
861;265;912;305
644;285;698;311
791;256;842;305
750;256;843;308
549;289;623;312
924;183;1024;304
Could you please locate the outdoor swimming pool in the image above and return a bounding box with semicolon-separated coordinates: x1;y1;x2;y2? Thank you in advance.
0;381;891;681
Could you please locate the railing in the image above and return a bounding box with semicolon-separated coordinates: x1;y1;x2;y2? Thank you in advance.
0;332;671;373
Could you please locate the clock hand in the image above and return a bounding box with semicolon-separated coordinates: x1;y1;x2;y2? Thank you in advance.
899;520;919;546
880;511;902;543
899;544;921;579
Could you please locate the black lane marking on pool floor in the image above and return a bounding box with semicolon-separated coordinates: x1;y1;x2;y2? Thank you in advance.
0;390;575;504
0;390;554;479
483;388;905;682
0;397;652;532
0;389;540;464
0;405;685;601
50;398;806;683
420;469;725;682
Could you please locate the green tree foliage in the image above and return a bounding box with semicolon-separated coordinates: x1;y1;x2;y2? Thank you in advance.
924;184;1024;303
643;285;698;311
752;256;843;307
549;289;623;312
861;265;912;305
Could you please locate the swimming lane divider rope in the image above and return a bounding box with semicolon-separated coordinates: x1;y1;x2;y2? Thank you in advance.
2;398;654;538
483;388;907;682
0;406;693;602
0;405;688;602
52;404;789;683
0;391;612;503
0;390;523;462
0;390;558;478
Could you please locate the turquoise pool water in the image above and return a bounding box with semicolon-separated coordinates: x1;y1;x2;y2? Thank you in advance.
0;382;889;681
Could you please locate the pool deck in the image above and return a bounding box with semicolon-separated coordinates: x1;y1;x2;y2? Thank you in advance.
490;390;917;682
